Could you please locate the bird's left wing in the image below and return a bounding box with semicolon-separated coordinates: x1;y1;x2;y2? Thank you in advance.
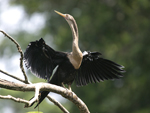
75;51;125;86
24;38;66;81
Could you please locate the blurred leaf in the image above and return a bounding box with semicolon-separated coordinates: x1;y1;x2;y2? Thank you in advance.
27;111;43;113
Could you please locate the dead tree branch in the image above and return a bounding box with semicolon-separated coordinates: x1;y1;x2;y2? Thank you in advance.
0;78;69;113
0;79;90;113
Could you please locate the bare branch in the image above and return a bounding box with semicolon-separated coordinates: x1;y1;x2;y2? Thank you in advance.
47;95;69;113
0;95;30;104
0;30;29;84
0;69;26;83
0;80;68;112
0;90;69;113
0;78;90;113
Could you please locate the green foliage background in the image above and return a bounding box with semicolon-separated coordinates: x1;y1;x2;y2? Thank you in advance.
0;0;150;113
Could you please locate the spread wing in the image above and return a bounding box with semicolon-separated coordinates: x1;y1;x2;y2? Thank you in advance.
24;38;66;81
75;51;125;86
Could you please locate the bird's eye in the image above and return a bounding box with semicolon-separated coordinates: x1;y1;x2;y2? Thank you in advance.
65;14;70;20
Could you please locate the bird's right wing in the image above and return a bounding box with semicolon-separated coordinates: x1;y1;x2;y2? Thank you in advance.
24;38;66;81
75;51;125;86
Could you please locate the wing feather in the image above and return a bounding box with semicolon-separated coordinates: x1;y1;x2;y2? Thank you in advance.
76;51;125;86
24;38;66;81
98;60;117;79
90;62;100;83
94;61;109;80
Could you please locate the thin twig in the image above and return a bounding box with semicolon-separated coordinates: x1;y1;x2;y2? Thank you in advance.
47;95;69;113
0;69;25;83
0;95;29;104
0;30;29;84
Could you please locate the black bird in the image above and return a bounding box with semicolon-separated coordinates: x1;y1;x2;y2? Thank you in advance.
24;10;125;108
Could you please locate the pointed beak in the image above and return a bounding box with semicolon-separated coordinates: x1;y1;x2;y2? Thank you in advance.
54;10;66;18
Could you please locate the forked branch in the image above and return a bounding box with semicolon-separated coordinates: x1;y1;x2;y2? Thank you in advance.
0;79;90;113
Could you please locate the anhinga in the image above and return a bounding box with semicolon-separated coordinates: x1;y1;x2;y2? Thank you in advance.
24;10;125;108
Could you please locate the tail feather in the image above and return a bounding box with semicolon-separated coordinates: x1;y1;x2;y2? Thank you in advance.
34;91;50;109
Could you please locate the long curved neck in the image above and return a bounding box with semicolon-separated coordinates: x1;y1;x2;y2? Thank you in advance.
67;19;83;69
70;22;80;55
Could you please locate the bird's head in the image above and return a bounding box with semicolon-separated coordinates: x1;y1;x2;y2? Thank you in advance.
55;10;75;26
54;10;78;37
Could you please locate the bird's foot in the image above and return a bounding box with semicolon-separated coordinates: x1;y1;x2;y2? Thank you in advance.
61;83;66;88
68;85;72;92
61;83;72;93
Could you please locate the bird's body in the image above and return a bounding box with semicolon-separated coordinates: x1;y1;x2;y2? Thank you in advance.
24;11;125;108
